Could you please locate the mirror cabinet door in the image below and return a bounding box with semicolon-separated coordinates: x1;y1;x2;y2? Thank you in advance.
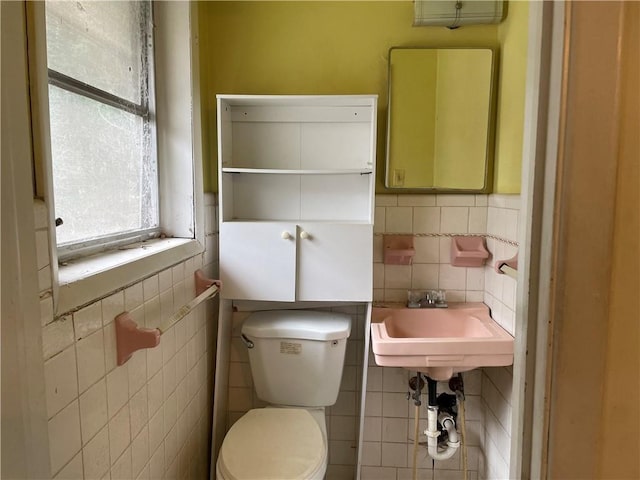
386;48;496;191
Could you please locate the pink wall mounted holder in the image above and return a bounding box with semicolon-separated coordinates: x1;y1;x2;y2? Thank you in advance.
450;236;490;267
384;234;416;265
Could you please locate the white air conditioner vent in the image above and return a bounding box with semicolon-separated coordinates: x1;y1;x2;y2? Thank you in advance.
414;0;505;28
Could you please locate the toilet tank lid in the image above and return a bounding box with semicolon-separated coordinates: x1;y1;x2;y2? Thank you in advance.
242;310;351;341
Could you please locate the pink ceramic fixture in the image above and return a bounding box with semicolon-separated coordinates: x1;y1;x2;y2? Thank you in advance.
370;303;513;380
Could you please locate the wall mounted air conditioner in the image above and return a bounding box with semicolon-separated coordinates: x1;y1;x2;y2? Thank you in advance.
414;0;505;28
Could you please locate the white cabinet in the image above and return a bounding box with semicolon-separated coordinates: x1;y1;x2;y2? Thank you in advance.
217;95;377;302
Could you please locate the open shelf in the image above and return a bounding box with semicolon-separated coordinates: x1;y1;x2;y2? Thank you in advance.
222;167;373;175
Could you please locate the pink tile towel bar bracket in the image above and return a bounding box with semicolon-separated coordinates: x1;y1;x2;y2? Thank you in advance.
115;269;221;366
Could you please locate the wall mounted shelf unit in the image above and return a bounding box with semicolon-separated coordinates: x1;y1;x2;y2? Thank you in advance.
217;94;377;302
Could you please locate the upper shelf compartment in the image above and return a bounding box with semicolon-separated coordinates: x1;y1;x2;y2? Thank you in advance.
222;168;373;175
218;95;377;172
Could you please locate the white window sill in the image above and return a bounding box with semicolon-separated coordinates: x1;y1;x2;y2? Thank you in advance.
56;237;203;314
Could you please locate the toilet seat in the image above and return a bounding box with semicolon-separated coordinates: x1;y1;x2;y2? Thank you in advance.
217;408;326;480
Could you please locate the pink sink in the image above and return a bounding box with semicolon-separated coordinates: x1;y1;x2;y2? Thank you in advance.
370;303;513;380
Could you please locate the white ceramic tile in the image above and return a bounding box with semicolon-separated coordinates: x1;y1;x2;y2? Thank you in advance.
163;356;177;400
502;276;517;310
382;392;409;418
383;265;411;289
331;391;356;416
439;237;452;264
128;349;147;397
361;466;397;479
381;442;407;467
158;269;173;294
35;230;49;270
440;207;469;233
374;207;385;234
381;417;408;443
375;194;398;207
361;442;382;466
162;328;176;365
48;401;82;474
73;302;102;341
79;378;108;444
482;375;511;433
129;387;148;441
365;392;382;417
43;317;75;360
124;283;144;312
131;427;149;478
412;236;440;263
397;194;436;207
468;207;488;233
101;291;124;326
40;295;54;327
149;442;165;480
439;264;467;291
475;194;488;206
413;207;441;234
39;265;52;292
382;368;408;393
147;340;163;380
144;296;161;330
148;406;165;454
366;367;383;392
164;391;178;433
373;235;384;263
82;425;110;479
110;447;132;480
44;346;78;419
484;405;511;465
109;404;131;463
385;207;413;233
485;367;513;403
466;268;485;291
363;416;382;442
106;364;129;418
328;440;356;466
76;329;105;394
329;415;357;441
33;200;48;229
486;207;504;237
466;290;484;302
164;425;178;470
142;275;159;302
148;371;164;417
436;194;476;207
463;369;483;395
102;322;118;374
373;263;385;290
411;263;439;290
383;288;407;304
53;451;83;480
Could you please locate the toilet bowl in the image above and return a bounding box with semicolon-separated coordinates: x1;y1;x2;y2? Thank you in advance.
216;408;327;480
215;310;351;480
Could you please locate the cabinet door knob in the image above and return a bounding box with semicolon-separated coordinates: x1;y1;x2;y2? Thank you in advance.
300;231;311;240
281;231;293;240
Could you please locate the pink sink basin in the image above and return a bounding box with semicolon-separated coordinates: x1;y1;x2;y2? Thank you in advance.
370;303;513;380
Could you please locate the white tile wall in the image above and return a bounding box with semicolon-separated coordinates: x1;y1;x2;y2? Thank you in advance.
370;193;520;480
37;194;219;479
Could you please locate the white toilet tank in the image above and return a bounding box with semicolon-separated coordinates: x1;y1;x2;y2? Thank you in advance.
241;310;351;407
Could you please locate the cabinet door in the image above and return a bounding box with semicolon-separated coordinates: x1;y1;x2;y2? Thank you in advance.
220;222;296;301
297;223;373;301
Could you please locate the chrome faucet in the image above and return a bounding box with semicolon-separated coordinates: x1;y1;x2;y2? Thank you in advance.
407;289;448;308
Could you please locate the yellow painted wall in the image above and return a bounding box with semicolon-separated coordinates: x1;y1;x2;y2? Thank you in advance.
493;0;528;192
198;1;527;193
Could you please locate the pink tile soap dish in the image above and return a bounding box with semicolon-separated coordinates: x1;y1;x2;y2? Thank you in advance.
384;234;415;265
450;236;489;267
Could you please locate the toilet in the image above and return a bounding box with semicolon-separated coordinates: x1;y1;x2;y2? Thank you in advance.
216;310;352;480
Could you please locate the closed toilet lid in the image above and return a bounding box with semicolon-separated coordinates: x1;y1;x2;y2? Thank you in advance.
218;408;325;480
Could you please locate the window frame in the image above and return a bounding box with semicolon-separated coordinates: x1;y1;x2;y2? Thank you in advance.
46;1;161;260
27;1;205;315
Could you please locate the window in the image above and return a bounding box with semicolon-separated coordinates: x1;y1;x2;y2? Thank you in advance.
45;1;158;257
